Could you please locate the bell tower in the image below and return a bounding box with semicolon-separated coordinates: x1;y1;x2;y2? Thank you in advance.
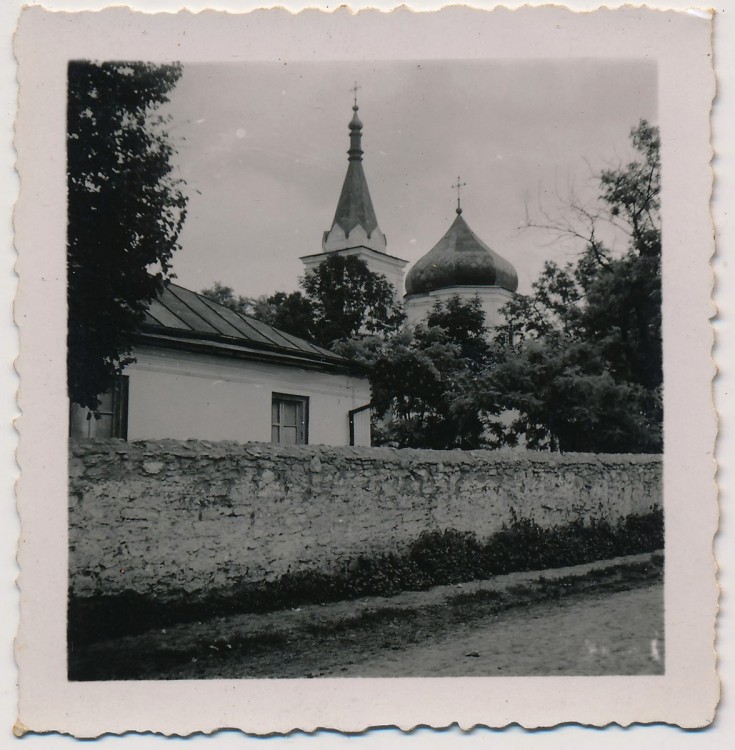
300;88;408;295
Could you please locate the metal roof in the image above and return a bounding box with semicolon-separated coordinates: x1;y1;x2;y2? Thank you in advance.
331;160;380;240
326;103;384;245
404;211;519;296
139;282;352;370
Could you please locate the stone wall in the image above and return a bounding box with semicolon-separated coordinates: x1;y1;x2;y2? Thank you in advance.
68;439;662;602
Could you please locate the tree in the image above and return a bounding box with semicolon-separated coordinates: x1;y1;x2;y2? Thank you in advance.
493;120;662;452
67;61;187;411
198;284;314;339
200;282;251;315
367;297;498;450
485;335;662;452
204;255;404;348
425;295;490;371
261;291;316;341
300;255;404;347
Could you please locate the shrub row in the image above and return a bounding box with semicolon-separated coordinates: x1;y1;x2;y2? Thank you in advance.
254;506;664;604
68;507;663;650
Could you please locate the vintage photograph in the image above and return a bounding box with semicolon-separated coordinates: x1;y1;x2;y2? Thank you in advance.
14;5;717;735
65;58;664;680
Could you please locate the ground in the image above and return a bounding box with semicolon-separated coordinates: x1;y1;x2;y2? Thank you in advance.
69;552;663;681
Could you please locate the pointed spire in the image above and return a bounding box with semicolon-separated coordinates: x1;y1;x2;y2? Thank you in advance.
322;91;387;254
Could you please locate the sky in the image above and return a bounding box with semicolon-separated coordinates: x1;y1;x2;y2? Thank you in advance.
162;59;657;299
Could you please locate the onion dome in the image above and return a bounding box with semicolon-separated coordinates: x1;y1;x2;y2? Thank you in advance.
405;210;518;295
349;105;363;133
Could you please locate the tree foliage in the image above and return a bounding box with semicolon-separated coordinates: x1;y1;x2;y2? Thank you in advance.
424;295;490;371
201;122;662;455
367;297;497;450
200;281;251;315
301;255;405;346
258;291;320;342
204;255;404;348
67;61;186;410
493;120;662;452
199;283;310;336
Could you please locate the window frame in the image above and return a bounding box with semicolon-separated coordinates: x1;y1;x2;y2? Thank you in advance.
271;393;309;446
69;375;129;439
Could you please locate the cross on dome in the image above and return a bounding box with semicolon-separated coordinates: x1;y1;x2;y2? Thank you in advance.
452;176;467;214
351;81;361;108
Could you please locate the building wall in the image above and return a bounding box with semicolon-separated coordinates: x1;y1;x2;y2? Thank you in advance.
118;346;370;446
68;439;663;602
404;286;515;328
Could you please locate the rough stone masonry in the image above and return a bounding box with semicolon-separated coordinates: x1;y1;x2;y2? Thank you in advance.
68;439;662;603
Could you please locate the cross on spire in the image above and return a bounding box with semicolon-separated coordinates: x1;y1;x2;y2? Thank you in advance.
452;176;467;214
351;81;361;107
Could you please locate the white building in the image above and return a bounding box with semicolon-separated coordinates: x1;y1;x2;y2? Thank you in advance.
69;282;372;446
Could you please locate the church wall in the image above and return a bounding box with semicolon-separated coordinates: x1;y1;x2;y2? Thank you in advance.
124;346;371;446
68;439;662;603
404;286;515;328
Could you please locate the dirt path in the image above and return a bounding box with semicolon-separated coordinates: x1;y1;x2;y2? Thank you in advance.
337;584;664;677
70;552;663;680
153;581;662;679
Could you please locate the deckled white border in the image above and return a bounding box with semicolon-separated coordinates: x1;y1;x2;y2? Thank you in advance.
13;3;717;737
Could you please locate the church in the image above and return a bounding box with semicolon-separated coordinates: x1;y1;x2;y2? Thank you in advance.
70;95;518;448
300;96;519;330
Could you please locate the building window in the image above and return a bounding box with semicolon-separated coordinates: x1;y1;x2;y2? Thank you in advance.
69;376;129;439
271;394;308;445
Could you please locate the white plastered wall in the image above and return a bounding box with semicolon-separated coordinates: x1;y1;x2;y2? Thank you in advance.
123;345;371;446
404;286;515;329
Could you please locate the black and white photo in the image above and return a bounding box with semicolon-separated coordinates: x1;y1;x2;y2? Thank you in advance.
13;5;717;734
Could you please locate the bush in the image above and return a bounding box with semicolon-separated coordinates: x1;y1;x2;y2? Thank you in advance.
409;529;484;585
69;507;664;646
